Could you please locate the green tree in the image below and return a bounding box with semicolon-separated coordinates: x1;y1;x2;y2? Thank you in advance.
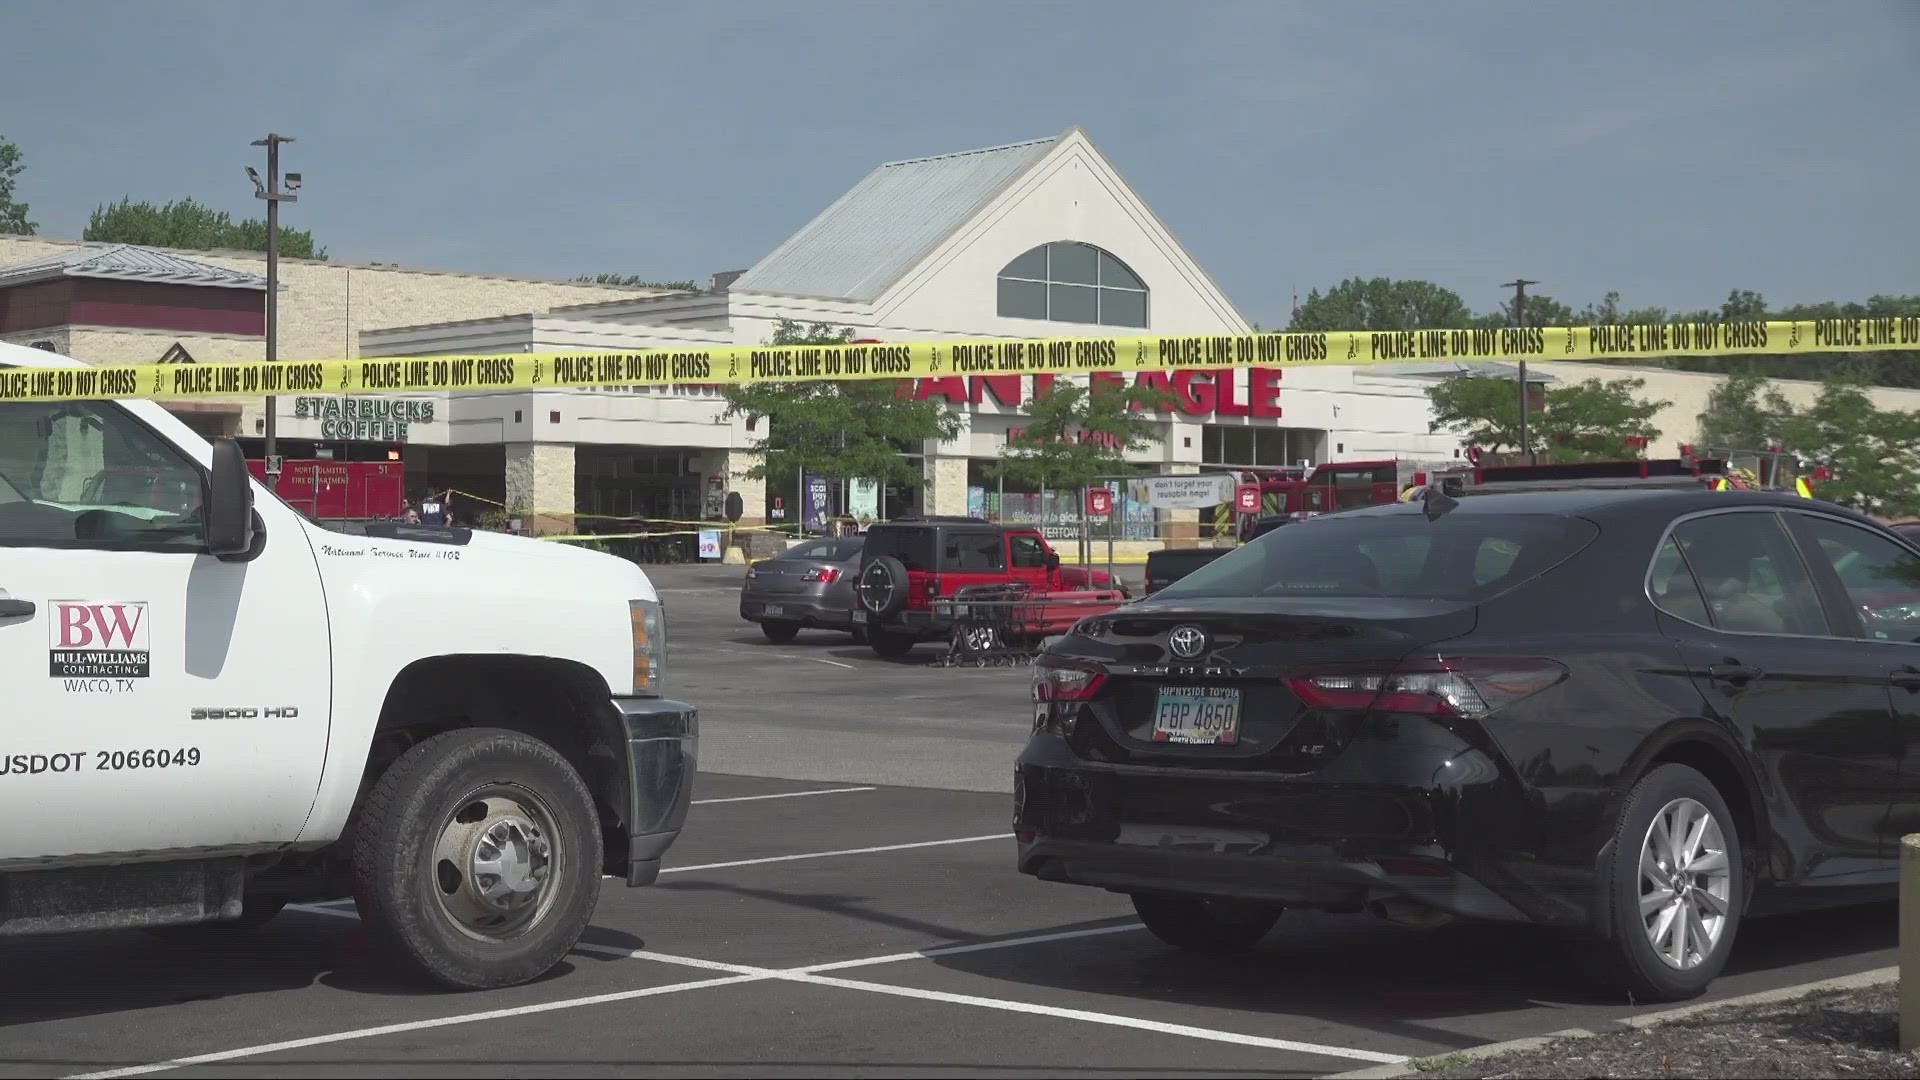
1288;277;1475;331
1471;293;1578;329
722;319;961;509
988;377;1172;562
572;272;699;290
0;136;34;235
84;196;326;259
1774;380;1920;516
1694;372;1794;453
1428;375;1667;461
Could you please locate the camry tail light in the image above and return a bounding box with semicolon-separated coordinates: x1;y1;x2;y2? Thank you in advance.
803;566;842;583
1032;654;1108;703
1287;657;1565;719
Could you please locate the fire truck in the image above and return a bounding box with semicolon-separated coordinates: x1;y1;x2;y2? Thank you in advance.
1217;454;1775;539
246;459;407;521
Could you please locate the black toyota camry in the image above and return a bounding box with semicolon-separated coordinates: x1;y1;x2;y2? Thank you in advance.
1016;485;1920;1001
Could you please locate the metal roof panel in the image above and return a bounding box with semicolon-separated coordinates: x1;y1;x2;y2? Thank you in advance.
0;244;272;291
729;136;1058;302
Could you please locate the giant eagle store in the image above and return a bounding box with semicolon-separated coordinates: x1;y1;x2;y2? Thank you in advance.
356;129;1463;548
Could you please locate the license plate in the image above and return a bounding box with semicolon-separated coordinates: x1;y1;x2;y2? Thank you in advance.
852;610;868;624
1151;686;1242;745
763;604;784;618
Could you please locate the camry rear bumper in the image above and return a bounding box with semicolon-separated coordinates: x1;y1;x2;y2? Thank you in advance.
1013;736;1591;927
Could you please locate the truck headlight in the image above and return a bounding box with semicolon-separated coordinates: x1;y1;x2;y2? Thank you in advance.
630;598;666;695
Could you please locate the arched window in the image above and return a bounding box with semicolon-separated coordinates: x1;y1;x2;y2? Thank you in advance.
996;242;1148;328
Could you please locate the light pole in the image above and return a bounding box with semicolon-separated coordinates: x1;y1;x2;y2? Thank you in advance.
247;134;299;481
1500;278;1538;465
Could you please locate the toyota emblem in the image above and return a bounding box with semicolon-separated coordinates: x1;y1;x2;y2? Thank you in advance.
1167;625;1207;659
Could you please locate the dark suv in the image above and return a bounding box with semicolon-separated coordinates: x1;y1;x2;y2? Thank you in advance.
853;518;1120;658
1018;487;1920;1001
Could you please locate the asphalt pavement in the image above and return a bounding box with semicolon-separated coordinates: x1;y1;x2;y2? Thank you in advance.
0;563;1898;1078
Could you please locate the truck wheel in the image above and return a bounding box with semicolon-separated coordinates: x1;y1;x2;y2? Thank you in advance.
351;727;603;990
760;620;800;643
868;628;916;658
1131;893;1282;953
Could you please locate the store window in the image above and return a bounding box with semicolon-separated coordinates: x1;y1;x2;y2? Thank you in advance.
996;242;1149;328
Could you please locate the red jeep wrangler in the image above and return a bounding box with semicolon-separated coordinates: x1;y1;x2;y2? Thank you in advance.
852;517;1126;658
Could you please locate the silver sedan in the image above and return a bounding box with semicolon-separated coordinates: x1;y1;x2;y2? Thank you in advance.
739;535;866;642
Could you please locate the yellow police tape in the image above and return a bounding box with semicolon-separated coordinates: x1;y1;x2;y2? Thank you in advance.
2;318;1915;404
445;489;806;532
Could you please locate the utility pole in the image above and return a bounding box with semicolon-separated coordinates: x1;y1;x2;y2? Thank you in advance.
248;134;299;482
1501;278;1538;465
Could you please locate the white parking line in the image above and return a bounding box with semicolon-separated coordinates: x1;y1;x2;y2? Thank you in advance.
692;786;876;805
64;972;767;1080
573;942;1406;1065
301;829;998;900
811;656;856;669
84;921;1404;1078
659;833;1009;874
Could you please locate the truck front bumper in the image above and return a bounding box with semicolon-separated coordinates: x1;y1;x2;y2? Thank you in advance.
610;695;698;887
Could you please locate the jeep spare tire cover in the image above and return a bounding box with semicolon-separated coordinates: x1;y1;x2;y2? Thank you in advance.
858;556;909;616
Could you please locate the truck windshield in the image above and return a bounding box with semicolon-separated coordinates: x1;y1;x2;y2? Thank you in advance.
1156;511;1598;602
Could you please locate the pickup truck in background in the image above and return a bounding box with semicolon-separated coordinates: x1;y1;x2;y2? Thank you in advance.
1143;516;1294;594
0;341;696;990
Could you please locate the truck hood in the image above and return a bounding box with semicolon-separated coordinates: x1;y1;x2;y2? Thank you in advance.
303;522;659;605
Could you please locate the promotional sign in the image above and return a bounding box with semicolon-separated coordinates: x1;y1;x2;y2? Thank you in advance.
1086;487;1114;517
803;474;830;532
849;477;880;521
1234;484;1263;513
697;529;723;560
1128;473;1236;510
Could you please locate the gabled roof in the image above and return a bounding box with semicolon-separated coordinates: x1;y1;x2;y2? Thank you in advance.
0;243;272;291
729;135;1060;302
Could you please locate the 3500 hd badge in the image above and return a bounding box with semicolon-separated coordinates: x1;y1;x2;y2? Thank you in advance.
190;706;299;720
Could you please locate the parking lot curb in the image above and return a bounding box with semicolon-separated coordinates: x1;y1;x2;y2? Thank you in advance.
1327;1029;1595;1079
1326;966;1900;1078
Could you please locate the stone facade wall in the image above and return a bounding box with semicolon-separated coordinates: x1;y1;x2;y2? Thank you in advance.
924;455;969;517
505;441;576;535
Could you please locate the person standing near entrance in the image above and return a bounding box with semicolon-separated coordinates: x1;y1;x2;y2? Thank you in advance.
419;490;450;527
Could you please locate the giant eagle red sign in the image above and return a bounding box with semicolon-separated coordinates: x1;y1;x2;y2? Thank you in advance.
909;368;1284;418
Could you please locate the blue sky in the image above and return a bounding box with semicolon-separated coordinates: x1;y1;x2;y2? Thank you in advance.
4;1;1915;328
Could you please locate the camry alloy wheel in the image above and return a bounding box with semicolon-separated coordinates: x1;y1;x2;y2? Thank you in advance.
1638;796;1732;970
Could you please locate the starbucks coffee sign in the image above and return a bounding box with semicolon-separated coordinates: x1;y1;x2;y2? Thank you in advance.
293;397;437;442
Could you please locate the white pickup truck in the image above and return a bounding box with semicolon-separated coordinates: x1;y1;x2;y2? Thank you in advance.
0;341;696;988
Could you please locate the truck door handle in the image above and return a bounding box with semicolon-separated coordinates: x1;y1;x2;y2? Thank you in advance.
0;598;35;618
1707;663;1764;685
1892;669;1920;691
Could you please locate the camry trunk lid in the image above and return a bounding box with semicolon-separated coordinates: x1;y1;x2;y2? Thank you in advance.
1040;507;1599;772
1054;597;1477;771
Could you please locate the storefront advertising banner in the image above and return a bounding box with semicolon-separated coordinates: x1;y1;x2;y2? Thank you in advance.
1128;473;1237;510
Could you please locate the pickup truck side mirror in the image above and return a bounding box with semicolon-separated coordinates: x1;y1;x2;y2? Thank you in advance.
208;440;258;559
1046;552;1061;571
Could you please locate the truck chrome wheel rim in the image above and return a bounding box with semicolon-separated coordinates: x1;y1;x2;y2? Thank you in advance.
432;788;561;941
1638;797;1731;970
